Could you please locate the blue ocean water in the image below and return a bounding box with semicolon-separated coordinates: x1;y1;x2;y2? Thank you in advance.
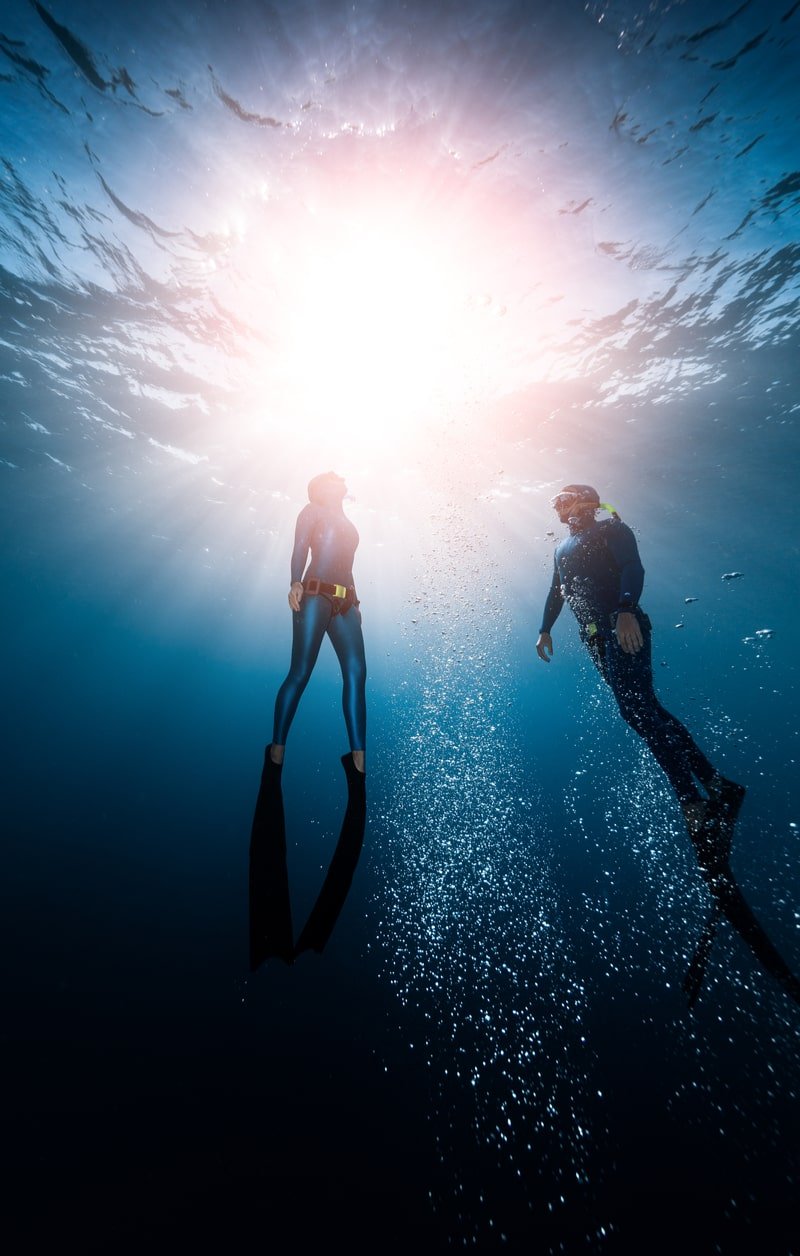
2;0;799;1251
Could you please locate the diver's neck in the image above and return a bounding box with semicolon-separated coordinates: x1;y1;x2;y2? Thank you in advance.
568;513;596;536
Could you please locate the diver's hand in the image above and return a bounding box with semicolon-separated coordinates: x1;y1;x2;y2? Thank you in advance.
288;581;304;611
615;611;643;654
536;632;553;662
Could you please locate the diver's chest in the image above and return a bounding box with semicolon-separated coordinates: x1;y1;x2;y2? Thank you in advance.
559;533;610;579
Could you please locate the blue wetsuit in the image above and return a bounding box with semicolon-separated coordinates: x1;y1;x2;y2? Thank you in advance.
272;503;367;752
540;516;714;805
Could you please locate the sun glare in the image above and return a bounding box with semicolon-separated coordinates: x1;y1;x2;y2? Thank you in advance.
243;201;512;456
279;222;476;444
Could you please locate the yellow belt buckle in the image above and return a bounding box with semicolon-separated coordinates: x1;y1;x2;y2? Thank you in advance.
332;583;347;599
587;622;597;637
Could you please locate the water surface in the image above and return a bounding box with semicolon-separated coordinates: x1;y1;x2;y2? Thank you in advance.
2;1;799;1251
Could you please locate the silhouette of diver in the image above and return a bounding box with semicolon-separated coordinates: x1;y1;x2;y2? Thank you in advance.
536;485;746;866
270;471;367;776
249;750;366;969
249;471;368;969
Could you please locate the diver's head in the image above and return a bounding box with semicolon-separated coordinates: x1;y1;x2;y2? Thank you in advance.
552;484;601;525
308;470;347;506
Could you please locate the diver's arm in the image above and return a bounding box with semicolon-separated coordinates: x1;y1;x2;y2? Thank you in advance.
607;522;645;653
537;563;564;662
288;505;315;610
607;521;644;611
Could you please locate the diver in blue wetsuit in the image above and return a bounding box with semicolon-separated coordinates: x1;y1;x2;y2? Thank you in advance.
535;484;744;863
269;471;367;776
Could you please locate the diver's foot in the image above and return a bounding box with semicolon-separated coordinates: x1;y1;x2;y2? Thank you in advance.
269;743;285;766
260;746;284;789
682;798;729;876
705;775;745;865
351;749;365;774
707;774;746;821
681;798;711;840
341;751;367;791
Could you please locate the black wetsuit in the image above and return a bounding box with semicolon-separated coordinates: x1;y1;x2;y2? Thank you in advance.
272;502;367;752
540;515;714;805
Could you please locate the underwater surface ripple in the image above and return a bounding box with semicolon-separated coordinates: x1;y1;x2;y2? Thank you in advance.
2;1;799;1252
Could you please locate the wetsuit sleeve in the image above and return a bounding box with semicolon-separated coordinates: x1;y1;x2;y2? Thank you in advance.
289;505;315;584
606;521;644;611
539;559;564;634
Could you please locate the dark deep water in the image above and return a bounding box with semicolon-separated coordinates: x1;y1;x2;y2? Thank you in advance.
2;1;799;1252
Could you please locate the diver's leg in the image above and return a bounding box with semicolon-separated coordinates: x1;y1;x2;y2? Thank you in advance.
649;695;716;787
630;677;745;863
636;621;744;813
604;619;700;807
271;596;331;761
327;607;367;771
605;618;745;858
625;615;717;788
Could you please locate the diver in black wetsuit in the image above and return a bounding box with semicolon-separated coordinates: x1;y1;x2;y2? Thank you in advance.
535;484;745;862
269;471;367;776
